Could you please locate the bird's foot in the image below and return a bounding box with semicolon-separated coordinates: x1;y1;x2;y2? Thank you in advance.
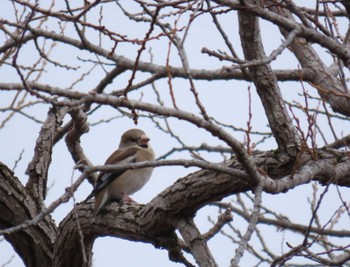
121;194;137;203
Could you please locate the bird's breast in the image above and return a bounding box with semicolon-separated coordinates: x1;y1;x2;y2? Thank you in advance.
108;167;153;198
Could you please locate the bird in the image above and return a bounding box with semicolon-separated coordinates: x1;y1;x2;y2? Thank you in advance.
84;128;155;218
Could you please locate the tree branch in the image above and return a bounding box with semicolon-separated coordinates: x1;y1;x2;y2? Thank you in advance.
177;217;217;267
26;106;67;206
238;4;301;154
268;3;350;117
0;162;56;267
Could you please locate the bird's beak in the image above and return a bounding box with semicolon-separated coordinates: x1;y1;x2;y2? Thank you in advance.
138;134;150;147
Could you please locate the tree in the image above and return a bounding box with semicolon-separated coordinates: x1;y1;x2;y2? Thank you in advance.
1;0;350;266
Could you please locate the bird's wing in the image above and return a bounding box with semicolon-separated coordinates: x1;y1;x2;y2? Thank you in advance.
84;147;140;201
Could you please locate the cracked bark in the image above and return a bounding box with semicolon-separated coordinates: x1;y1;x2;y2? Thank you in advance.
0;162;56;267
238;6;301;154
177;217;218;267
1;1;350;266
26;106;66;206
1;148;346;266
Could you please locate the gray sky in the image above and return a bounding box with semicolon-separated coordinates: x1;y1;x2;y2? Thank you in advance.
0;1;349;266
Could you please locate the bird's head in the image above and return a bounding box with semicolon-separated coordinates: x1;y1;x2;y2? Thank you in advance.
119;128;151;149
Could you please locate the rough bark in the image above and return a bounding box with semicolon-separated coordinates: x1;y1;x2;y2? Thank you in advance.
238;6;301;154
52;146;350;265
2;146;348;265
1;1;350;266
0;162;56;267
26;107;66;206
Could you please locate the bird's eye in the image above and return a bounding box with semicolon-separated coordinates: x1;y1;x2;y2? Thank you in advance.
130;137;138;143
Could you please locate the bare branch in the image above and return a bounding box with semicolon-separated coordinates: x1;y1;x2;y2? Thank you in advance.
176;217;218;267
231;180;263;266
26;106;67;205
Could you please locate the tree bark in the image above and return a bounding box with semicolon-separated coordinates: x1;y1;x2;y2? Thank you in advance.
0;162;56;267
2;145;350;265
26;107;66;206
238;6;301;154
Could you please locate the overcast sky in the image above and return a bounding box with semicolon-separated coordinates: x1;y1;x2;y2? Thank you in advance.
0;1;349;266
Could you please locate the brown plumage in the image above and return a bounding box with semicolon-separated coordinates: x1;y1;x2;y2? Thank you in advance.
85;129;155;217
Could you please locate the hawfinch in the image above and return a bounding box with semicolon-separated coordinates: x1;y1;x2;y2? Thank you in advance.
85;129;155;217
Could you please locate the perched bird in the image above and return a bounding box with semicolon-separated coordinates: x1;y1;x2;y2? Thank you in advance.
85;128;155;217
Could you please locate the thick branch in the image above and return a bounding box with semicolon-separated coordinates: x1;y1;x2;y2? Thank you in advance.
26;106;66;205
177;217;217;267
52;147;350;265
238;6;300;154
65;107;94;183
0;162;56;267
52;202;185;267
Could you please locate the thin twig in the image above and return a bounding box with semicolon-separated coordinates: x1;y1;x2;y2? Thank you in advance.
230;180;264;267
